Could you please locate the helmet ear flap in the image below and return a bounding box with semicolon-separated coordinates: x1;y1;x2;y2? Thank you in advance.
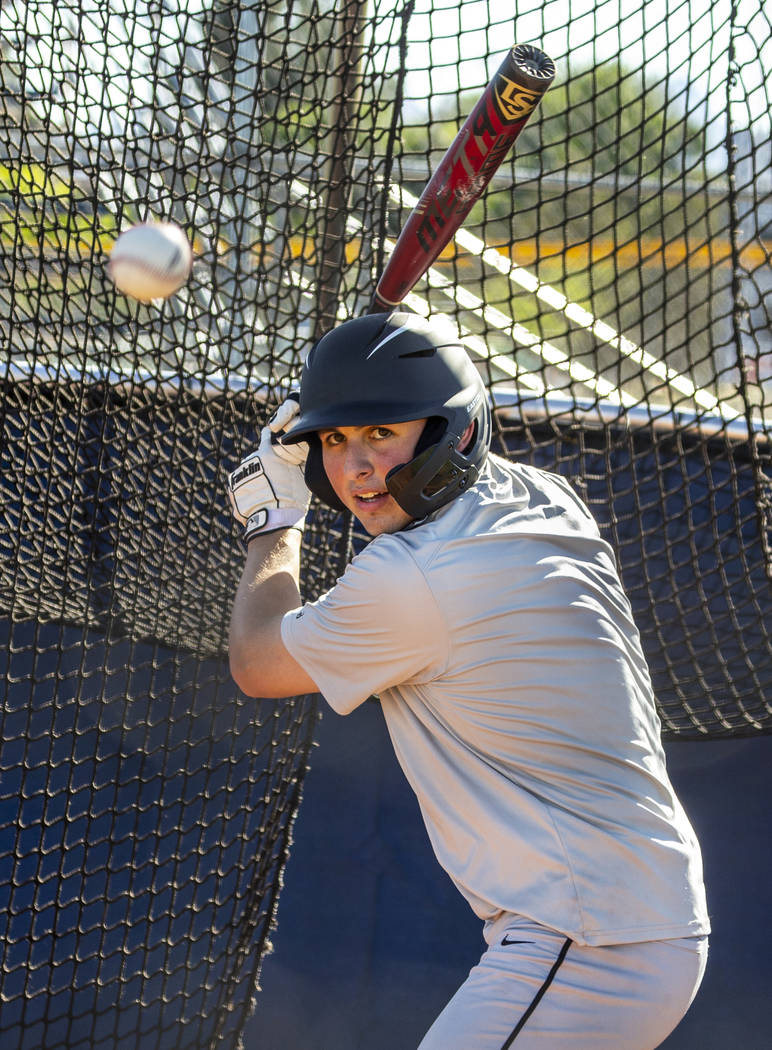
303;436;348;514
413;416;447;457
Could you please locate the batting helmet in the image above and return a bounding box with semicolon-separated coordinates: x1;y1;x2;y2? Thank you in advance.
281;311;492;520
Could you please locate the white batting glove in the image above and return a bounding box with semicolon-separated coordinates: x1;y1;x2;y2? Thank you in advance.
227;397;310;543
267;397;308;465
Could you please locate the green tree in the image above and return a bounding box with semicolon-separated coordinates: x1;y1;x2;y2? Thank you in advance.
521;59;706;178
398;58;707;181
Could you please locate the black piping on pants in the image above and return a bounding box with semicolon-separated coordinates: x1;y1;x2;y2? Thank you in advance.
500;938;572;1048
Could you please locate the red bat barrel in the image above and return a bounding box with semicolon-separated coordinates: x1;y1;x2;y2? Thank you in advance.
371;43;555;313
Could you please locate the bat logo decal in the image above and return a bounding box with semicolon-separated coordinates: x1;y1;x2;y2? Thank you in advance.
494;78;539;123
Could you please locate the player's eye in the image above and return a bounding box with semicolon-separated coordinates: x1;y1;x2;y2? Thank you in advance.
371;426;393;440
320;430;345;447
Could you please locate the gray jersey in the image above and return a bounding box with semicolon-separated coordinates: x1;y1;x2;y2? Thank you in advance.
281;454;710;947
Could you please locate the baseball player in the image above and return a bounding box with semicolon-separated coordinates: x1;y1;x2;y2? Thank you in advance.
227;312;710;1049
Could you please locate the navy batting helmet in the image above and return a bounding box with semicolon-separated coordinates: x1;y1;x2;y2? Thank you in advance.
281;311;492;520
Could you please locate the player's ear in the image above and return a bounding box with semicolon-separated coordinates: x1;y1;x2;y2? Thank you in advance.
458;422;475;453
414;418;475;457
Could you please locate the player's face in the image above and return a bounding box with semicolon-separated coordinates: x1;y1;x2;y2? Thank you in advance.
319;419;427;536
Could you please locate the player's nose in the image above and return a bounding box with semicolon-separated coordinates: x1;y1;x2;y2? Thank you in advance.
344;440;373;478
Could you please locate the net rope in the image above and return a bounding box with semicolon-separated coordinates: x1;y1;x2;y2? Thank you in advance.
1;0;771;1047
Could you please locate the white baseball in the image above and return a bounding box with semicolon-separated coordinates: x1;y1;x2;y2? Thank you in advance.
108;222;193;302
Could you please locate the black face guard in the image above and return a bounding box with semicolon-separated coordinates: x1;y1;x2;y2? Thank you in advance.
385;420;481;520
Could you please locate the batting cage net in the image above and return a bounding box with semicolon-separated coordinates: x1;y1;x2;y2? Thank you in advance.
1;0;770;1047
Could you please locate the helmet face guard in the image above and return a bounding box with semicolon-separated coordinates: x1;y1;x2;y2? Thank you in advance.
282;312;492;520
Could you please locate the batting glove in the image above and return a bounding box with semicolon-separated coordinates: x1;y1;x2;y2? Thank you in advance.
227;396;310;544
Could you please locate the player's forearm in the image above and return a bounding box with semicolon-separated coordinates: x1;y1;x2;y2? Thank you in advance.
228;528;303;694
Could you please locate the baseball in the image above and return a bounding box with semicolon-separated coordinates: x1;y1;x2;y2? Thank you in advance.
108;222;193;302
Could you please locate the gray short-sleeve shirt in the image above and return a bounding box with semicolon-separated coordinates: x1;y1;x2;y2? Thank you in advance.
281;454;710;946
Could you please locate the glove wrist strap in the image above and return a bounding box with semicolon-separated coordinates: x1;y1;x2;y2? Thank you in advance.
242;507;307;547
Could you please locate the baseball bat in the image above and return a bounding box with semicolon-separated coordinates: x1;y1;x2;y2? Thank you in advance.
370;43;555;313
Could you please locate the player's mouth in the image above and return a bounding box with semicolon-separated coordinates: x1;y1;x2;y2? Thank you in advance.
353;488;389;509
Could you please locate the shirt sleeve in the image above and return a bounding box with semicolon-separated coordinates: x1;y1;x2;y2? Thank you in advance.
281;535;449;714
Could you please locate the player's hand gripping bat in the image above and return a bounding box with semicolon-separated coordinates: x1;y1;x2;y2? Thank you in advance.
370;43;555;313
